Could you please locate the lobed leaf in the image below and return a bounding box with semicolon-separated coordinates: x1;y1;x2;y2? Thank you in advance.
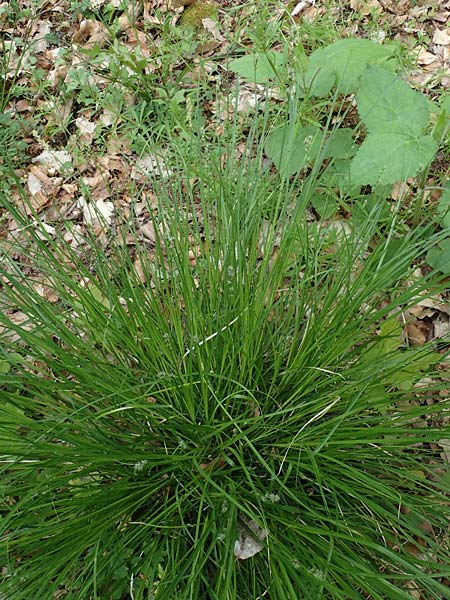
304;38;397;97
349;131;437;186
357;66;430;135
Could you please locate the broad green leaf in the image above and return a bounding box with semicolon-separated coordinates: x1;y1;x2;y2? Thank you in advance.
265;123;323;177
379;317;403;350
349;131;437;186
228;52;284;83
433;96;450;143
362;317;402;363
310;193;339;219
427;237;450;274
441;94;450;114
293;43;309;74
325;158;361;196
437;182;450;230
323;128;356;159
0;360;10;374
357;66;430;135
386;352;441;391
304;38;396;97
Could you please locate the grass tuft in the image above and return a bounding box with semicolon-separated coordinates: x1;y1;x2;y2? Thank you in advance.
1;128;450;599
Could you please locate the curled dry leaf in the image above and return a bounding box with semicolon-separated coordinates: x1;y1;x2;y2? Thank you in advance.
433;313;450;341
26;166;62;213
15;99;32;112
72;19;109;48
75;117;96;136
418;47;437;66
82;172;111;202
33;282;59;303
140;221;158;245
391;181;410;200
0;311;36;344
202;18;225;42
32;220;56;241
27;171;43;197
405;320;430;346
291;1;314;17
31;20;52;54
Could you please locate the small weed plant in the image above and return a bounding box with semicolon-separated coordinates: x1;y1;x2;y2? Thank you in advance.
1;24;450;600
230;38;449;218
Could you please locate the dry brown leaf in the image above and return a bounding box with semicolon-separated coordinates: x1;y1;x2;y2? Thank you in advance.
0;311;35;344
417;47;439;66
31;20;52;53
32;150;72;174
291;1;313;17
202;17;225;42
15;99;32;112
234;518;268;560
131;154;172;180
82;172;110;202
438;439;450;462
75;117;96;144
405;321;430;346
79;197;114;230
32;220;56;241
33;282;59;303
350;0;380;15
433;28;450;46
199;456;225;470
433;313;450;340
26;166;62;214
303;6;324;21
432;11;450;25
391;181;410;200
0;2;8;21
72;19;109;48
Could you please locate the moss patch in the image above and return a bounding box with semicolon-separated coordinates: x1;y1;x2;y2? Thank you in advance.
180;2;218;29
